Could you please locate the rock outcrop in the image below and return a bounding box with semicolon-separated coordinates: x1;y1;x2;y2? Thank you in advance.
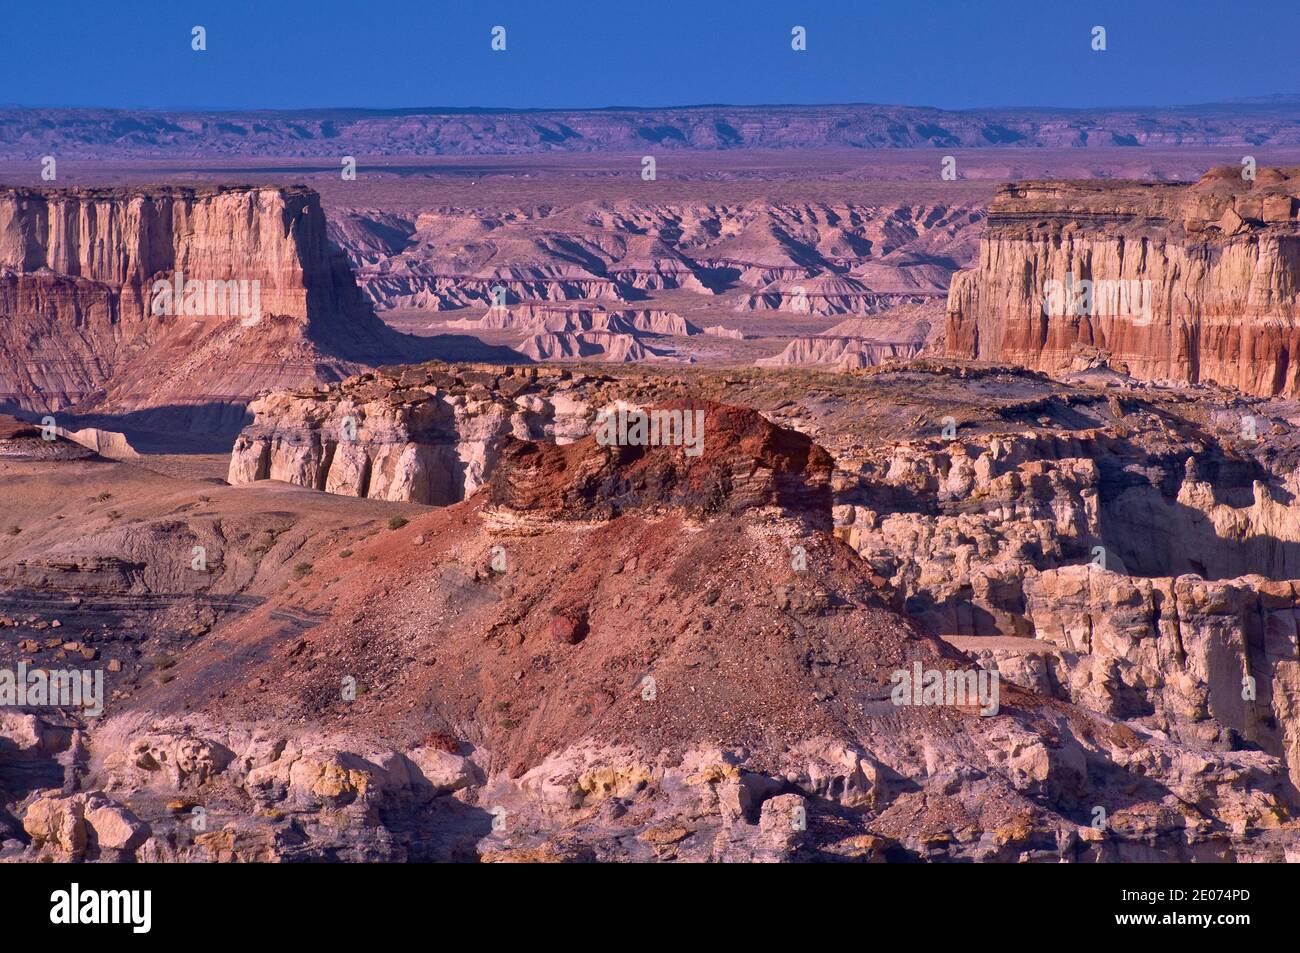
442;306;700;363
0;415;94;461
1022;567;1300;783
227;364;598;503
823;365;1300;808
757;308;941;370
443;305;700;338
946;168;1300;397
703;325;746;340
0;184;469;433
485;400;834;526
516;330;664;363
736;278;938;316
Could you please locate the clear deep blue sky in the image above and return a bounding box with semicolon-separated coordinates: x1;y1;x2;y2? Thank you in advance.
4;0;1297;111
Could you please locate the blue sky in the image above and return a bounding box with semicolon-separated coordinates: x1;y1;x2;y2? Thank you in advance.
3;0;1297;111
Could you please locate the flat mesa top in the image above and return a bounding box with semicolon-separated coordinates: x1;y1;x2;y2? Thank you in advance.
0;183;316;201
988;166;1300;228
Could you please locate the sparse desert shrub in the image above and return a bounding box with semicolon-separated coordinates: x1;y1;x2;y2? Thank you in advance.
387;516;409;530
293;562;313;577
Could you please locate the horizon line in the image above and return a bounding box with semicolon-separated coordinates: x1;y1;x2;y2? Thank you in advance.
3;96;1299;116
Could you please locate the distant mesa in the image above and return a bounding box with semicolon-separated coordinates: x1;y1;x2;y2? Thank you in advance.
736;275;939;317
6;102;1300;158
442;305;702;363
757;303;944;370
517;330;662;363
702;325;746;340
443;304;700;337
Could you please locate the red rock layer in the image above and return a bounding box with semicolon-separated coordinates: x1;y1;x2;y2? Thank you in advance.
487;400;834;525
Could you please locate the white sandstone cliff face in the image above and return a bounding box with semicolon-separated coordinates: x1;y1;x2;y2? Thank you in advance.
836;424;1300;631
228;366;595;505
0;184;358;333
834;430;1106;637
832;419;1300;800
1014;567;1300;787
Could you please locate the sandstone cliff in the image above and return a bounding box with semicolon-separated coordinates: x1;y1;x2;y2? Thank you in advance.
0;184;459;432
946;167;1300;397
825;371;1300;801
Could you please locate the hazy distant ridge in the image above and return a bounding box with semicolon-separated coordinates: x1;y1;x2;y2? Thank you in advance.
3;101;1299;158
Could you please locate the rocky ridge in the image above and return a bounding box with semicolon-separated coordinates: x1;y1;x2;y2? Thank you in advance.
756;304;943;370
8;102;1300;159
443;305;702;363
334;200;983;315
